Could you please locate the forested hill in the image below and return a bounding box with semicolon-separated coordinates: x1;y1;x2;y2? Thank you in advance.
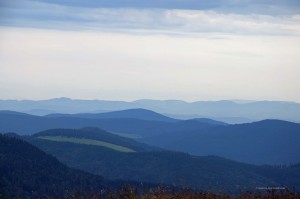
28;129;300;192
45;108;177;122
0;134;109;198
0;110;216;136
142;119;300;165
34;127;157;152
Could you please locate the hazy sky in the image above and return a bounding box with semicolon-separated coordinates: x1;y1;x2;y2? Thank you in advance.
1;0;300;102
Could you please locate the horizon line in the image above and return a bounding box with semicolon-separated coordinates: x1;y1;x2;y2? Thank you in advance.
0;97;299;104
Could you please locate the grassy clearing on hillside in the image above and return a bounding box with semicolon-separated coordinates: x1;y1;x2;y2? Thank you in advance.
38;136;135;153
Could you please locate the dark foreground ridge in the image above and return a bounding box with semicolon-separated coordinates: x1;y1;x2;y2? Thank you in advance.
1;133;300;198
68;188;300;199
26;128;300;192
0;134;107;198
0;134;158;198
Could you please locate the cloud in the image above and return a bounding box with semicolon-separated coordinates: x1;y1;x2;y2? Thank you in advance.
0;1;300;101
13;0;300;15
0;27;300;101
1;0;300;36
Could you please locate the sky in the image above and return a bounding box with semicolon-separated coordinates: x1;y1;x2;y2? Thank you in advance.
0;0;300;102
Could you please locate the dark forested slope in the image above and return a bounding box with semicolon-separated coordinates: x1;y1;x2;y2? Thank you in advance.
0;134;109;198
27;129;300;192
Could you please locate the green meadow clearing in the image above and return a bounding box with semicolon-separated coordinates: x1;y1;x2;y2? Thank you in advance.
38;136;135;153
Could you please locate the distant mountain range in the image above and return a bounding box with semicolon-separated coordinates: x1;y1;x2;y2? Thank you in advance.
0;109;219;137
0;109;299;165
141;120;300;165
45;108;177;122
24;128;300;192
1;98;300;123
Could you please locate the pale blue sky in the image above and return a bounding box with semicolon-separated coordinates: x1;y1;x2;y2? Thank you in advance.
0;0;300;102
